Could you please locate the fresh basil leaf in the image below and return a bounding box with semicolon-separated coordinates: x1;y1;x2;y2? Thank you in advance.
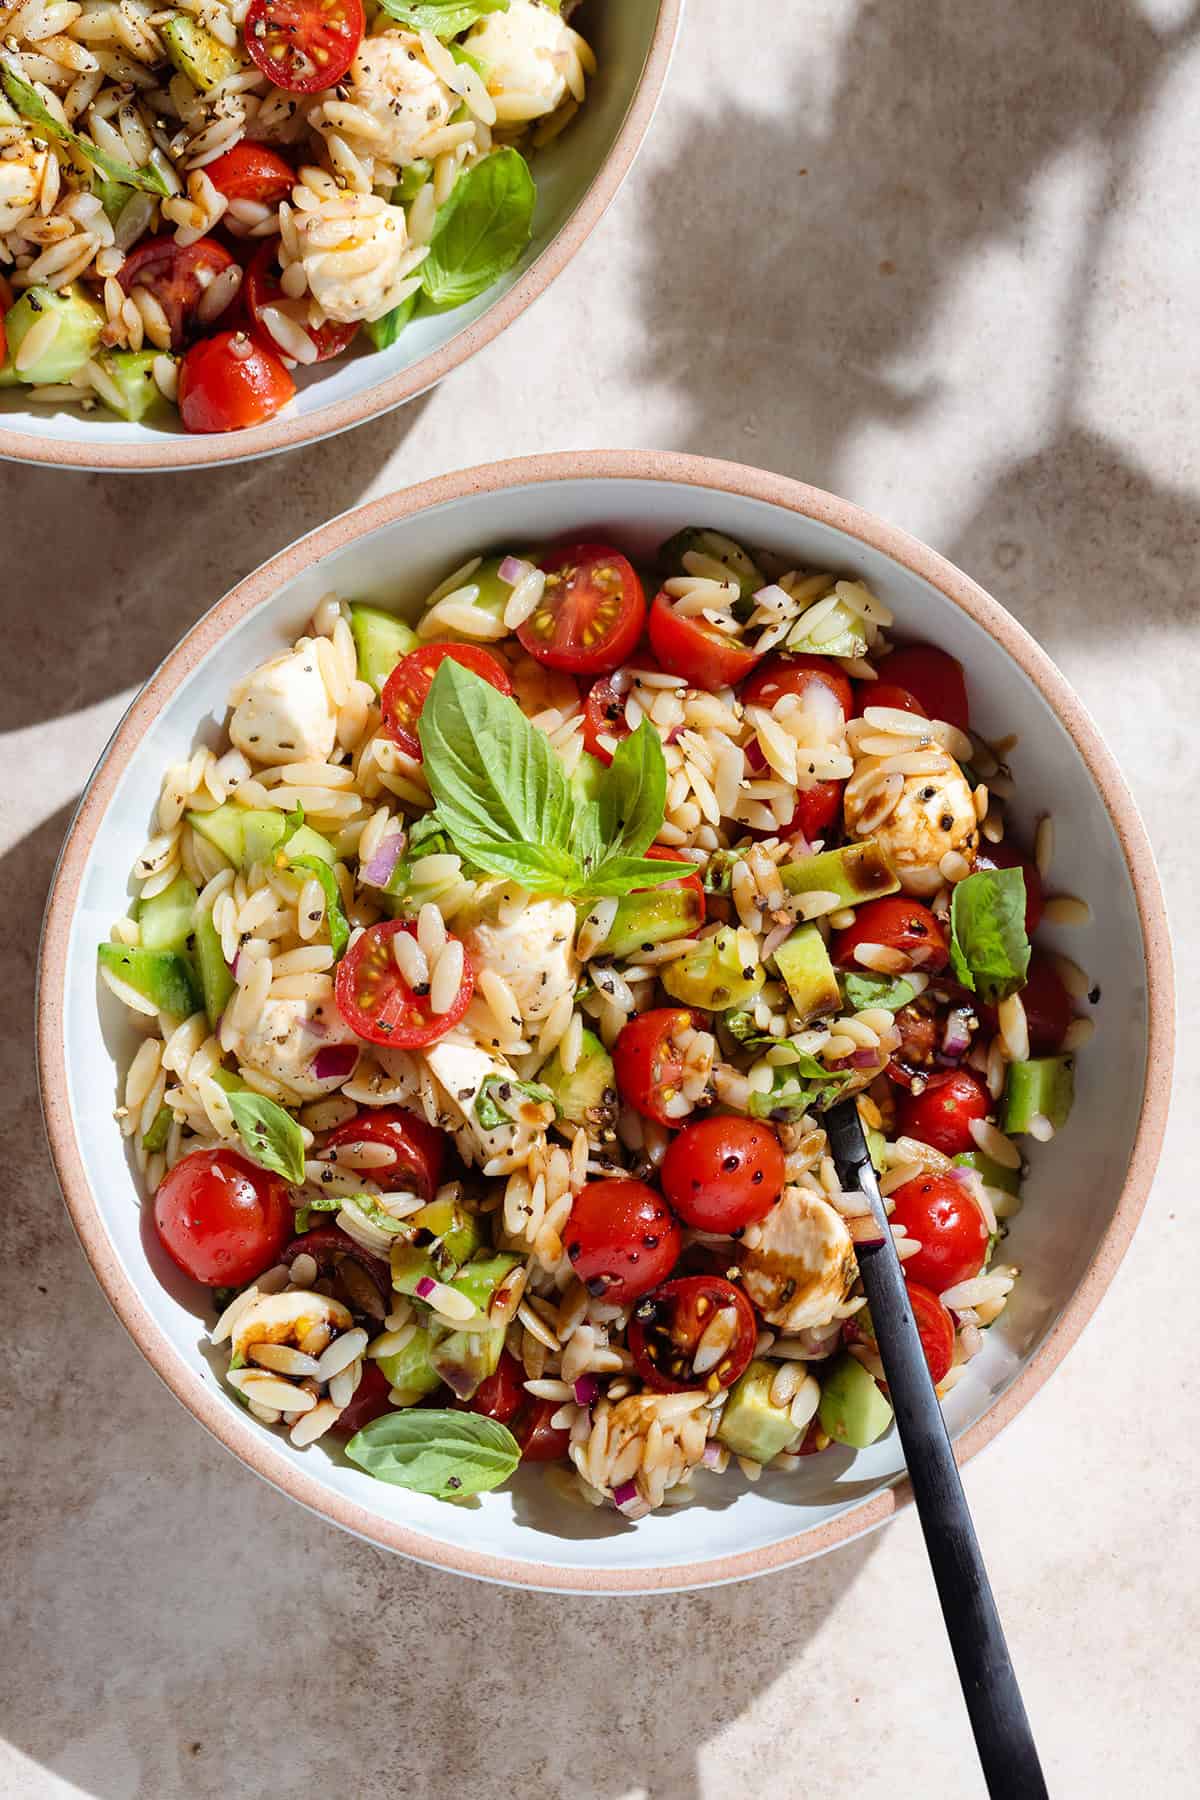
420;147;535;307
285;801;305;834
345;1407;521;1498
748;1061;855;1120
419;658;576;862
597;721;669;863
290;853;349;958
578;853;696;898
949;867;1030;1003
364;289;417;351
376;0;507;33
227;1090;306;1185
840;970;916;1013
293;1197;340;1232
1;58;170;194
475;1073;553;1131
445;835;579;894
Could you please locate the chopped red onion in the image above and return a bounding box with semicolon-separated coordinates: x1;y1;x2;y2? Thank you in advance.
848;1215;886;1248
498;554;535;587
415;1275;436;1299
850;1047;881;1070
313;1043;358;1082
941;1009;972;1060
573;1375;600;1407
701;1442;724;1469
230;950;241;982
362;830;405;889
613;1480;641;1511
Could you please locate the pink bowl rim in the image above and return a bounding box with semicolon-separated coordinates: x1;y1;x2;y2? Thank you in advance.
0;2;682;474
37;450;1175;1591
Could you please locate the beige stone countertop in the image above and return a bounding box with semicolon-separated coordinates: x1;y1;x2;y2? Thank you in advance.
4;2;1199;1794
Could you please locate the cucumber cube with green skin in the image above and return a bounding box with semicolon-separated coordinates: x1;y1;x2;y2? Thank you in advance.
716;1360;798;1463
97;943;201;1016
539;1027;617;1138
866;1126;887;1174
430;1323;506;1401
394;158;431;203
193;906;235;1027
600;883;704;961
771;924;841;1025
953;1150;1021;1198
348;604;418;695
780;840;899;911
390;1202;484;1296
282;823;336;866
658;528;764;603
785;598;868;660
376;1325;444;1405
1003;1055;1074;1134
818;1353;894;1448
5;285;103;384
449;1251;521;1319
94;349;174;422
409;1197;484;1266
136;872;197;954
142;1103;173;1154
186;804;334;872
661;925;765;1011
160;12;240;89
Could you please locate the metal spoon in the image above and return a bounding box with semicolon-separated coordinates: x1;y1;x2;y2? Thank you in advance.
824;1097;1048;1800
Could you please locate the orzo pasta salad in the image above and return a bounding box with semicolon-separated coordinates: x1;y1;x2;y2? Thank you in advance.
100;529;1092;1513
0;0;592;431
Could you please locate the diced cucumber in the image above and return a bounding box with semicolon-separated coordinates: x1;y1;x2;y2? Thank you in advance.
716;1359;798;1463
394;158;431;203
450;1251;521;1319
94;349;173;422
661;925;765;1011
658;528;764;603
376;1324;443;1405
953;1150;1021;1198
780;840;899;911
771;923;840;1025
818;1353;894;1448
390;1200;484;1296
186;804;333;872
430;1323;506;1401
539;1027;617;1137
1003;1056;1074;1134
348;603;418;695
243;809;292;868
193;906;235;1027
136;872;197;954
785;594;869;660
160;12;240;89
97;943;201;1016
599;883;704;961
141;1103;173;1154
409;1196;484;1266
5;285;103;384
283;823;336;866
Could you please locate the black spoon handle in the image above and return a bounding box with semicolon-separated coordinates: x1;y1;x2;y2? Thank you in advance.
824;1099;1048;1800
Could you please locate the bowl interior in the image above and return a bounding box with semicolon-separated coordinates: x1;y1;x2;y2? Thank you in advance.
51;468;1156;1586
0;0;665;464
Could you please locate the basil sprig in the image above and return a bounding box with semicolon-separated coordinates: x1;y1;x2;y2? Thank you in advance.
418;660;693;899
345;1408;521;1499
1;58;170;195
226;1090;307;1185
949;867;1030;1003
376;0;508;34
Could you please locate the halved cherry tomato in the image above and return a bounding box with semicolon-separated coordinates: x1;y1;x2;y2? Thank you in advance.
778;779;844;845
886;999;955;1093
976;839;1044;936
178;330;294;433
517;544;645;675
854;681;926;718
334;919;473;1048
381;642;512;759
455;1349;526;1425
980;951;1072;1054
887;1173;990;1293
896;1069;991;1157
244;0;364;92
582;672;630;764
647;590;760;690
848;1281;956;1385
119;235;237;349
565;1177;682;1305
741;653;853;720
321;1106;444;1200
629;1275;757;1393
204;141;296;205
329;1359;394;1436
831;895;949;973
243;240;358;363
281;1225;393;1317
516;1397;572;1462
660;1116;783;1233
153;1148;292;1287
612;1007;698;1126
878;645;969;733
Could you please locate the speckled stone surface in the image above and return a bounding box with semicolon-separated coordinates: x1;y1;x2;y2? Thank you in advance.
4;3;1200;1793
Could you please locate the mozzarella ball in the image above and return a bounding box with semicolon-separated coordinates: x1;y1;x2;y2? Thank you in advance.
844;751;978;896
236;995;360;1099
466;0;577;115
738;1188;857;1332
347;33;456;166
458;885;579;1024
228;645;338;766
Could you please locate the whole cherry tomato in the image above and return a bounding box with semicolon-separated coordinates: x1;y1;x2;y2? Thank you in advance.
659;1115;784;1232
896;1069;991;1156
154;1148;292;1287
565;1178;682;1304
831;895;950;974
887;1172;991;1293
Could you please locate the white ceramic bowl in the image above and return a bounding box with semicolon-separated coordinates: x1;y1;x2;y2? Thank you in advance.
0;3;680;473
38;452;1173;1592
